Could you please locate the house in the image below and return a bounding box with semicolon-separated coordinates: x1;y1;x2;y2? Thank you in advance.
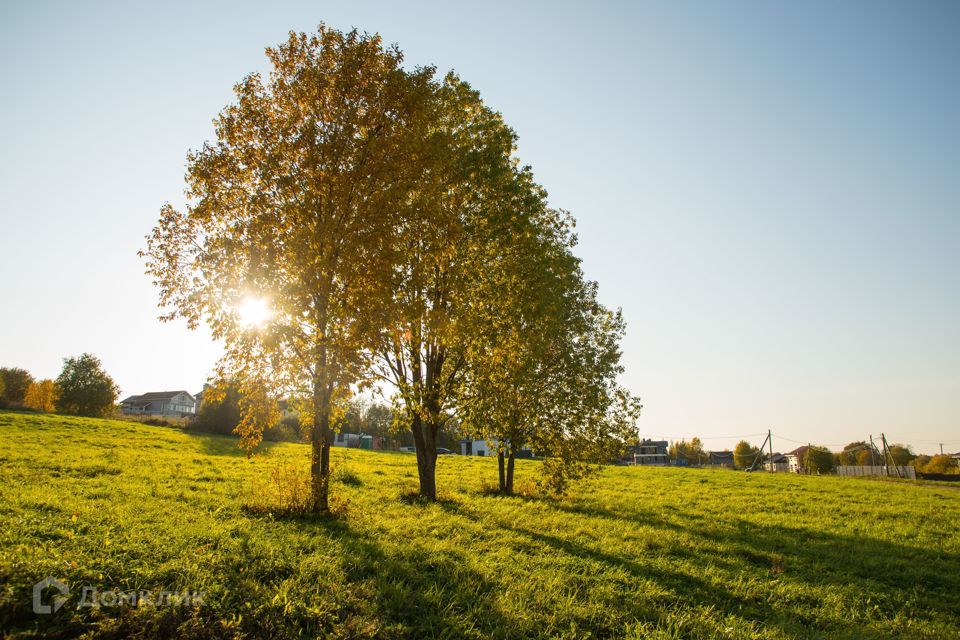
461;439;492;456
120;391;197;417
765;453;790;472
705;451;734;468
785;446;810;473
459;439;534;458
625;439;669;465
333;432;361;447
193;384;209;409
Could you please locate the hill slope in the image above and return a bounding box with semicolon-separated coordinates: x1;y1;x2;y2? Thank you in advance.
1;412;958;639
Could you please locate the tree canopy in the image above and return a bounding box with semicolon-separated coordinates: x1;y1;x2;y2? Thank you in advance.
0;367;34;407
54;354;119;417
144;25;642;509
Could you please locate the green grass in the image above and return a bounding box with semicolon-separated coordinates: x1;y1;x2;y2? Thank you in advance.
1;412;958;639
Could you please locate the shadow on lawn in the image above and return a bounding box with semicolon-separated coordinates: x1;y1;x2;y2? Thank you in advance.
438;499;960;638
284;516;511;639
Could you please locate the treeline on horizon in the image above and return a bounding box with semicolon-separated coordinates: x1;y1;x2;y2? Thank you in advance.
667;437;958;475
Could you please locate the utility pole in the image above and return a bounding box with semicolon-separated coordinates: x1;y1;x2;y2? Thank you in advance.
869;435;876;467
881;433;903;479
881;433;889;477
940;443;944;456
768;429;774;472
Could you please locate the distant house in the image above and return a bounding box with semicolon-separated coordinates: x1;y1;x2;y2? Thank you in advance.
706;451;734;468
334;432;361;447
625;439;669;465
786;446;810;473
461;439;491;456
460;439;534;458
193;383;210;409
765;453;790;472
120;391;197;417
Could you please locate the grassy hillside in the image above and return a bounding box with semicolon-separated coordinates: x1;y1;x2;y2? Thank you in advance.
1;412;958;639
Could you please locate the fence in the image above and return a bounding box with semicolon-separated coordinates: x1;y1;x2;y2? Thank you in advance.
835;465;916;479
916;472;960;482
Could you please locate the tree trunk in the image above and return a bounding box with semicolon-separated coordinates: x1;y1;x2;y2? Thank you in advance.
505;451;516;495
411;414;438;500
310;385;332;513
498;451;506;492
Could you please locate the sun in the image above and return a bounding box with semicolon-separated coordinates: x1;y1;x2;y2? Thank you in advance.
237;297;272;328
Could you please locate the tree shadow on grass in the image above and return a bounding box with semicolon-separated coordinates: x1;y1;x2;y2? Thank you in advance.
681;516;960;624
279;515;513;640
438;498;960;639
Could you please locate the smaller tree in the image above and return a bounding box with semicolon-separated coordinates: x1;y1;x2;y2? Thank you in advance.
836;442;867;466
855;448;875;466
887;444;915;466
733;440;760;469
193;381;242;436
670;437;706;465
0;367;34;406
921;455;959;474
55;354;119;417
803;446;835;474
23;380;58;413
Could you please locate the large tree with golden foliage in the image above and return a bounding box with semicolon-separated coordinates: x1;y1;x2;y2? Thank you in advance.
143;26;440;513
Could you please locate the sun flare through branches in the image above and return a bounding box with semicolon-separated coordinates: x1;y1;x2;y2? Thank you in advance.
236;297;272;329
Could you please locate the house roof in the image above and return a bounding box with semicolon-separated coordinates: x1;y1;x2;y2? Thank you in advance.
787;446;810;457
767;453;788;463
120;391;194;404
707;451;734;460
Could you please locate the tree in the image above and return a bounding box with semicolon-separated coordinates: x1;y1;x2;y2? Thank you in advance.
143;26;440;513
855;448;875;466
886;443;915;466
670;437;706;465
54;354;119;417
193;381;241;436
376;74;530;499
460;208;641;495
23;380;58;413
733;440;760;470
836;441;867;466
0;367;34;406
803;446;835;474
921;455;959;474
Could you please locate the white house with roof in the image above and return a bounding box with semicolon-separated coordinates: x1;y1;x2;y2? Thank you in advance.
120;391;197;417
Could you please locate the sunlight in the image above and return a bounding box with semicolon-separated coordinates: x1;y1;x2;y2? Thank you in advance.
237;296;272;328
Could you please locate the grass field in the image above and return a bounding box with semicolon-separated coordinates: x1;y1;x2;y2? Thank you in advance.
1;412;958;639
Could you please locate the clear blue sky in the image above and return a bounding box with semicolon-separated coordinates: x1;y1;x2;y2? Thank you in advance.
1;1;957;454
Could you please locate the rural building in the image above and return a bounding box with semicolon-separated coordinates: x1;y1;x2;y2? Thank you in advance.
786;446;809;473
334;432;361;447
461;439;492;456
765;453;790;472
706;451;734;468
459;439;534;458
120;391;197;417
626;439;669;465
